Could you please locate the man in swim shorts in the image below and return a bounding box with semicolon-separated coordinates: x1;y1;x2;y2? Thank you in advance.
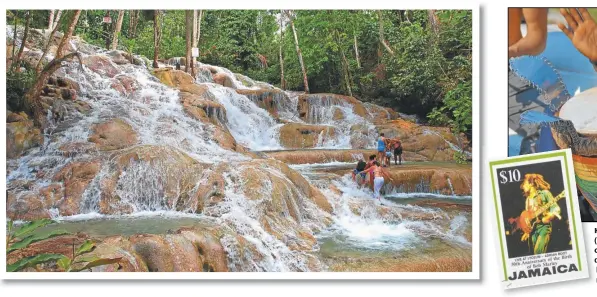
393;138;403;165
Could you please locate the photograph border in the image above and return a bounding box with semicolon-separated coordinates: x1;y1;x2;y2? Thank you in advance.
1;2;480;280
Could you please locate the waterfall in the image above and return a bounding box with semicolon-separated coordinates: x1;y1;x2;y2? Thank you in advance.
207;86;283;150
6;31;471;272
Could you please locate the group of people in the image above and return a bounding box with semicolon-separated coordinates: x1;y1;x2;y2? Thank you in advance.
376;133;403;167
350;133;402;202
352;155;393;202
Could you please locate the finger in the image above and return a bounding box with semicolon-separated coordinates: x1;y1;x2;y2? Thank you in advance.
578;8;594;22
558;22;574;40
570;7;585;24
560;8;578;31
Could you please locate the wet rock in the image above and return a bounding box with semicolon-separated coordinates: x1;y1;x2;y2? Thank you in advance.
84;236;148;272
98;145;205;215
153;68;194;88
179;91;226;125
375;119;469;162
383;164;472;196
349;124;373;149
115;75;139;95
106;50;131;65
264;149;377;165
52;160;101;216
212;72;235;88
299;93;368;121
235;88;289;118
58;142;98;157
7;192;52;221
83;55;120;78
6;112;43;159
88;118;138;151
177;227;229;272
279;123;337;149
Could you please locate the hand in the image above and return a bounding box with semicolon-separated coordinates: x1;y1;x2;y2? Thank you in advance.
541;213;555;224
558;8;597;63
521;233;530;241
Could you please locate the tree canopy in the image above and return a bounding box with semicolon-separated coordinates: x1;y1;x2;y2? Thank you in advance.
7;9;473;137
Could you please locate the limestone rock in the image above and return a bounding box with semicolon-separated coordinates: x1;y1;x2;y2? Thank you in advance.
279;123;337;149
88;118;137;151
83;55;120;78
6;112;43;159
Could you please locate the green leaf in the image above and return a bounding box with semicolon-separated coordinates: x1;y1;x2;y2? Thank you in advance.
7;229;70;254
56;256;72;272
70;256;123;272
13;219;55;239
75;240;96;256
7;253;65;272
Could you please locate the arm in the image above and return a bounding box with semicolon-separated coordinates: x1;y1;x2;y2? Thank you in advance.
509;8;548;58
541;191;561;223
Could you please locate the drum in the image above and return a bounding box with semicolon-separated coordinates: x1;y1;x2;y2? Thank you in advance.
551;87;597;211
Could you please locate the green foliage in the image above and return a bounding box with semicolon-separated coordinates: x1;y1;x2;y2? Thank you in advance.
6;219;68;272
453;150;469;165
427;82;472;135
13;9;471;135
7;254;66;272
6;219;120;272
7;230;70;254
6;69;35;112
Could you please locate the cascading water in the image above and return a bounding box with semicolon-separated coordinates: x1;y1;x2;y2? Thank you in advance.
304;95;378;149
7;29;471;272
207;85;284;150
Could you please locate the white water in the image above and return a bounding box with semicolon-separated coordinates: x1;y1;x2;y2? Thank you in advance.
208;86;283;150
304;95;378;149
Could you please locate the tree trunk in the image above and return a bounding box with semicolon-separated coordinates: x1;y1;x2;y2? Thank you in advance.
128;11;133;38
11;12;18;66
353;33;361;68
132;10;139;38
335;30;352;97
53;10;62;30
25;52;83;129
427;10;440;35
13;11;31;73
185;10;193;74
196;10;203;48
36;11;62;74
191;10;198;75
377;10;395;56
48;10;54;30
287;11;309;93
111;10;124;50
279;12;285;90
55;10;81;60
153;10;162;68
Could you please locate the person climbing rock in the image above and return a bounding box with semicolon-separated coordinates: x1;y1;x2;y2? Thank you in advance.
508;8;548;58
393;138;403;165
363;161;393;202
558;8;597;71
352;158;367;182
377;133;387;167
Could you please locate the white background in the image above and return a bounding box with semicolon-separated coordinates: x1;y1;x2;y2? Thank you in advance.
2;0;597;296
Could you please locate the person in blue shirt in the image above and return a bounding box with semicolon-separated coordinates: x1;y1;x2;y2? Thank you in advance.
377;133;387;167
